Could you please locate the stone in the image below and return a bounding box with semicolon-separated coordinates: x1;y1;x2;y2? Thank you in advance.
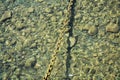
27;7;34;13
74;13;81;19
0;11;12;22
56;11;63;16
45;8;51;13
51;16;56;22
69;36;76;47
81;24;89;31
88;26;98;35
35;0;43;2
0;38;4;43
106;23;119;33
25;57;36;67
109;60;113;65
34;63;41;69
15;21;25;30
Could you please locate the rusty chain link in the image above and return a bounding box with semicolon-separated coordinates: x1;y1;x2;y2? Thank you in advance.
43;0;75;80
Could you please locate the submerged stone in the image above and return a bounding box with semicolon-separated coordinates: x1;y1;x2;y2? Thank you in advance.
25;57;36;67
88;26;98;35
106;23;119;33
0;11;12;22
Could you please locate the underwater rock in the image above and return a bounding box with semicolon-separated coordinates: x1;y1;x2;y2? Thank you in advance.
0;11;12;22
69;36;76;47
45;8;52;13
30;43;37;49
81;24;98;35
2;73;8;80
15;21;25;30
35;0;43;2
106;23;119;33
27;7;34;13
74;13;81;20
25;57;36;67
0;37;4;43
88;26;98;35
56;11;63;16
51;16;56;22
81;24;89;31
34;63;41;69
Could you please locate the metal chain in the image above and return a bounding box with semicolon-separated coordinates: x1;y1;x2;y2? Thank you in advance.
43;0;74;80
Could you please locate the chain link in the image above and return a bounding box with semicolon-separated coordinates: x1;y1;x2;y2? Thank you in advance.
43;0;74;80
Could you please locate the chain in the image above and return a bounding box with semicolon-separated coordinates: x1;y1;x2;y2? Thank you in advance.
43;0;74;80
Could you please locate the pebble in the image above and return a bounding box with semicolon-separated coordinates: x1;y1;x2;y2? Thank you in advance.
35;0;43;2
69;36;76;47
27;7;34;13
30;43;37;48
88;26;98;35
45;8;51;13
0;11;12;22
25;57;36;67
74;13;81;19
81;24;89;31
51;16;56;22
56;11;63;16
15;21;25;30
34;63;41;69
0;38;4;43
106;22;119;33
108;60;113;65
81;24;98;35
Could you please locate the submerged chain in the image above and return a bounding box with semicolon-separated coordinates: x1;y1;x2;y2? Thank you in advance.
43;0;74;80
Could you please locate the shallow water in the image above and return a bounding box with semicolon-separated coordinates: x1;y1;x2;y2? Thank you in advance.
0;0;120;80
